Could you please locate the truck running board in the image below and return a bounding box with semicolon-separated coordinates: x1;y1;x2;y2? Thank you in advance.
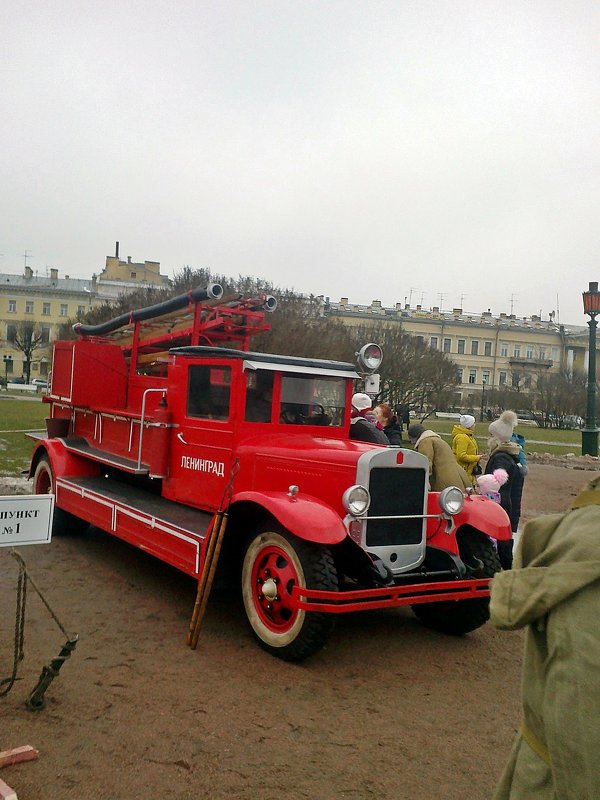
61;437;151;475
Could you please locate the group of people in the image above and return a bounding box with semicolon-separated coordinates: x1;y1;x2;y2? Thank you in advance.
349;392;527;571
407;410;527;570
349;393;404;445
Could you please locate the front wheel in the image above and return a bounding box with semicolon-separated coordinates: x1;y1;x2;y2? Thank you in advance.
241;525;338;661
411;530;500;635
33;456;89;536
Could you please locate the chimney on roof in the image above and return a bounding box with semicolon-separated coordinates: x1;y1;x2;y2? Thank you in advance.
127;256;132;264
50;268;58;281
24;265;33;279
115;241;119;258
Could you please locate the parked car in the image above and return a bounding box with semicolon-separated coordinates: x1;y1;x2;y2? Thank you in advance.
32;378;48;388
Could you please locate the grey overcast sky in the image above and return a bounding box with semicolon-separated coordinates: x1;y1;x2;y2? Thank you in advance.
2;1;599;326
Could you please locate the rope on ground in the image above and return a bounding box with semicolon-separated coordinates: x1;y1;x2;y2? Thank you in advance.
0;549;78;710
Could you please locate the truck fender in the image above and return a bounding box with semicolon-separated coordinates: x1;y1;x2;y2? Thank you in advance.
231;490;347;545
29;439;100;481
457;494;512;541
424;491;512;553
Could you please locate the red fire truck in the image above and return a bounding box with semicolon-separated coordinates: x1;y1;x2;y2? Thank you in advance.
28;285;511;661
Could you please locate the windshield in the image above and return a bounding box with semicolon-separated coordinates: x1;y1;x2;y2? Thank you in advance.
280;374;346;426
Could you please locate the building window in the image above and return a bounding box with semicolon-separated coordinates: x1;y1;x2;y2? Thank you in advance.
457;339;465;355
41;326;50;343
443;337;451;353
456;368;463;383
60;303;68;316
415;335;424;344
430;336;438;350
500;342;508;357
499;371;507;385
6;324;16;342
482;370;491;384
131;272;136;279
524;373;532;388
512;373;521;388
42;302;51;316
526;345;534;359
484;341;492;357
551;347;559;362
25;301;34;314
469;369;477;384
8;300;17;313
77;305;85;316
513;344;521;358
539;347;546;360
3;357;13;375
471;340;479;356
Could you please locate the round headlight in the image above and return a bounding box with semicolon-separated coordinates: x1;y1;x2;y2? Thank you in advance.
342;485;370;516
356;343;383;373
438;486;465;516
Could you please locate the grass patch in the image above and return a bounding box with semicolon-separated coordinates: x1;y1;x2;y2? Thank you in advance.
0;397;48;476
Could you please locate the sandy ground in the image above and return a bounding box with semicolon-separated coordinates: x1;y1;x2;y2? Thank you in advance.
0;460;596;800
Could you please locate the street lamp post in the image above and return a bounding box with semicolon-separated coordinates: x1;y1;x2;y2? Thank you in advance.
3;355;12;391
582;282;600;457
480;379;487;422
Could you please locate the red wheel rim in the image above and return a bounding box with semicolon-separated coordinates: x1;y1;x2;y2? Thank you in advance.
35;466;52;494
249;542;301;633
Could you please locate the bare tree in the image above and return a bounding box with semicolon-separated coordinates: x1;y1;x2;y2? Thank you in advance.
532;370;587;428
7;321;46;382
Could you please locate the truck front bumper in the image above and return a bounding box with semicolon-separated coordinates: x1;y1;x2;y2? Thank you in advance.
291;577;491;613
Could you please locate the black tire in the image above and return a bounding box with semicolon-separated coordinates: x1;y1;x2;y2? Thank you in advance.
411;530;500;636
33;456;89;536
241;524;338;661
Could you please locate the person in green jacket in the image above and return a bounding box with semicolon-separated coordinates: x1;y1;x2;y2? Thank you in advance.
490;475;600;799
451;414;482;484
407;424;470;492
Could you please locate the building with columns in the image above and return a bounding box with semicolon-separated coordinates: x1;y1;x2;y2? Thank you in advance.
323;296;591;408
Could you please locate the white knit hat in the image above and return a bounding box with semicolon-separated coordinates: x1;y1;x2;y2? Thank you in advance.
351;393;372;411
459;414;475;429
488;410;518;442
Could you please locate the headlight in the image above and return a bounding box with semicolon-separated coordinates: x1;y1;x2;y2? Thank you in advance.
356;343;383;372
342;485;370;516
438;486;465;516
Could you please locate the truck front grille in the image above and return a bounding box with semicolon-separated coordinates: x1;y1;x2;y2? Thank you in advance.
366;467;426;547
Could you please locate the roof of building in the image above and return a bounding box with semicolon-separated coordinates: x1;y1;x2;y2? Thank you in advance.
323;297;587;337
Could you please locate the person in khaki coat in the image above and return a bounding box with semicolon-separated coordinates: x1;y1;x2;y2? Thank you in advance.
490;475;600;799
407;424;470;491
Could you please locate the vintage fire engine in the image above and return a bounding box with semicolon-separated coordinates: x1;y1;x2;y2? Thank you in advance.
28;285;511;661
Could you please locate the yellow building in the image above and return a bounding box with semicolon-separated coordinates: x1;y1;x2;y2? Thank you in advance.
0;247;169;381
324;296;591;409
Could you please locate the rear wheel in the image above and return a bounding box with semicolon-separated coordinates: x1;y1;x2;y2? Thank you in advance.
411;530;500;635
33;456;88;536
241;525;338;661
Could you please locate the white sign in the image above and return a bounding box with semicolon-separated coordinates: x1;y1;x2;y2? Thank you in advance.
0;495;54;547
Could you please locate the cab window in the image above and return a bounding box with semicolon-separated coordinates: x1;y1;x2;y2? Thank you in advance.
245;370;274;422
187;365;231;420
